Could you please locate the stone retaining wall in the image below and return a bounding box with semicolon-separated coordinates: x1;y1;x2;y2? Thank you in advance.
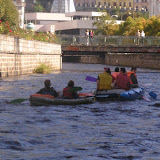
105;53;160;69
0;34;62;77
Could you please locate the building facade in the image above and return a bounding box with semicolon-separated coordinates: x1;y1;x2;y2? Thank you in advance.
74;0;96;7
133;0;150;11
74;0;134;10
13;0;26;28
149;0;160;17
96;0;134;9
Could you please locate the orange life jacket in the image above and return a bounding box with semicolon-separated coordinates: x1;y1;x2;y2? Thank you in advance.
127;71;137;84
112;72;120;79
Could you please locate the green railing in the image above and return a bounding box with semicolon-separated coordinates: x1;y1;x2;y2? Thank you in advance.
59;35;160;46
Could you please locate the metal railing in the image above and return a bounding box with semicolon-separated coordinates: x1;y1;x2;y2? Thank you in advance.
59;35;160;46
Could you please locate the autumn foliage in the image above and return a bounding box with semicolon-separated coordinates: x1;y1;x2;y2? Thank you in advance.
94;15;160;36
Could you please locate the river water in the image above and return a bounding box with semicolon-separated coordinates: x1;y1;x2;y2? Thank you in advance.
0;63;160;160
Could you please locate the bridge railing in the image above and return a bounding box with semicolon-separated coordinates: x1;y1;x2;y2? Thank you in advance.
59;35;160;46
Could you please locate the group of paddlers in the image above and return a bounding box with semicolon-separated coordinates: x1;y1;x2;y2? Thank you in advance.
36;67;138;99
37;79;79;99
97;67;138;91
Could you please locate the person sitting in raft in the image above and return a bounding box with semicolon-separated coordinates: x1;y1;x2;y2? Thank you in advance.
97;67;115;91
115;68;131;91
127;67;138;88
37;79;59;98
63;80;79;99
112;67;120;79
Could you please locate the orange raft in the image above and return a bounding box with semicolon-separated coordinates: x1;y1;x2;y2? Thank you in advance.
29;93;95;106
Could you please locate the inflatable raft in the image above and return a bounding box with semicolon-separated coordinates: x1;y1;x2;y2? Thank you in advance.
29;93;95;106
96;88;144;101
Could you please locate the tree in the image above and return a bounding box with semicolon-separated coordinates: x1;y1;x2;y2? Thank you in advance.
0;0;19;26
34;1;45;12
93;11;112;35
145;16;160;36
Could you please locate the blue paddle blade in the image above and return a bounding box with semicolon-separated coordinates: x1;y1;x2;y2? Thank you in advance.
141;88;157;99
149;92;157;99
85;76;97;82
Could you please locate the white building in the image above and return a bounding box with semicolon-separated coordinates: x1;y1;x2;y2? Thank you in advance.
13;0;26;28
25;11;122;35
25;12;72;33
149;0;160;17
25;11;104;35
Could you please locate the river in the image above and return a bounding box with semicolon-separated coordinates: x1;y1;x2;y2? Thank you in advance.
0;62;160;160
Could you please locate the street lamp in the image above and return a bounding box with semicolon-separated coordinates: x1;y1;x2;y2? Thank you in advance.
128;12;134;19
111;15;118;19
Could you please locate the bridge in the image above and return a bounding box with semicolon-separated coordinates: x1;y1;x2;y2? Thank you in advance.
62;45;160;54
61;35;160;69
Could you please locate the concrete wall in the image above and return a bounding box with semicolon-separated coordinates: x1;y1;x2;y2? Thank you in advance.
0;34;62;77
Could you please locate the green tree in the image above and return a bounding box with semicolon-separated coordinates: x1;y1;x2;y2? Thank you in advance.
116;17;146;36
0;0;19;26
34;1;45;12
145;16;160;36
93;11;112;35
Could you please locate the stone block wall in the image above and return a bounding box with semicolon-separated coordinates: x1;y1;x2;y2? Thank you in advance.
0;34;62;77
105;53;160;69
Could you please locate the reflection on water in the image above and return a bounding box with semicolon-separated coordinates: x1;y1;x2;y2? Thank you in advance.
0;63;160;160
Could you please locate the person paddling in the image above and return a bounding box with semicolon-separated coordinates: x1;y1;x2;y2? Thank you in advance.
63;80;79;99
37;79;59;98
112;67;120;79
115;68;131;91
97;67;114;91
127;67;138;88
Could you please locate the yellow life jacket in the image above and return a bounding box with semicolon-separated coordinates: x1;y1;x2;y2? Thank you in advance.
98;72;112;90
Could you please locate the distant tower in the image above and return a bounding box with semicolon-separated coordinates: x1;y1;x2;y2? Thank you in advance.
51;0;76;13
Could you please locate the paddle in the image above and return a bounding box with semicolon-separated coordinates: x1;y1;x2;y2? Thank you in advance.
85;76;97;82
141;88;157;99
7;98;28;104
132;89;151;101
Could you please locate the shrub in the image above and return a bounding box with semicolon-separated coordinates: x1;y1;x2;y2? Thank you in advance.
33;63;52;74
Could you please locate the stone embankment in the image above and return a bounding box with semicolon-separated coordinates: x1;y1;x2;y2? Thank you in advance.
0;34;62;77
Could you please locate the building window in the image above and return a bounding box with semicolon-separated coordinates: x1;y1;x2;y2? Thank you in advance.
108;2;110;7
113;2;116;6
98;2;101;6
124;2;126;7
104;2;106;6
129;2;131;7
145;0;147;2
92;2;94;7
136;0;138;2
119;2;121;6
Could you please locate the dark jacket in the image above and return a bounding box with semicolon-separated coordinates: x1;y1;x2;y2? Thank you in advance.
37;87;58;98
